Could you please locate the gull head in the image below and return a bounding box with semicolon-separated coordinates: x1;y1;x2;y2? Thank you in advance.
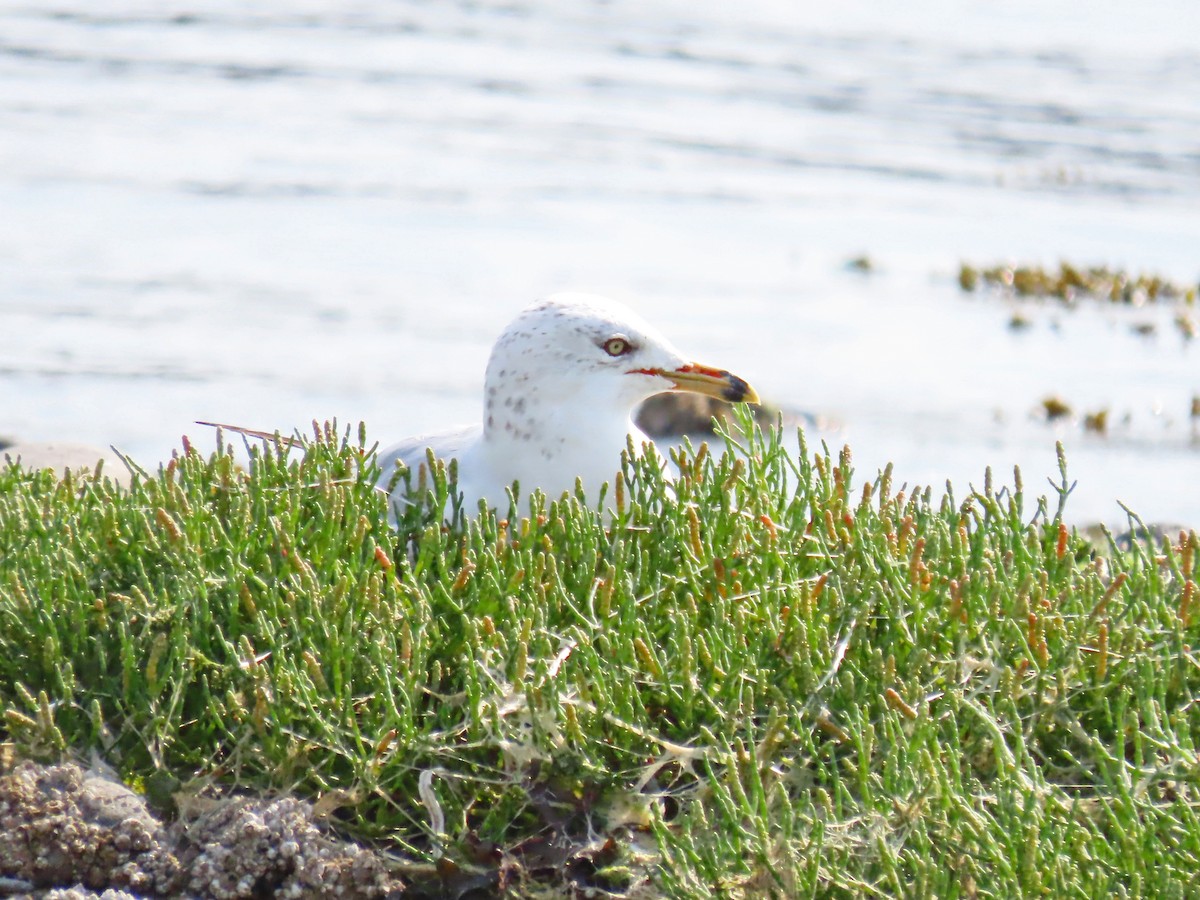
482;292;757;454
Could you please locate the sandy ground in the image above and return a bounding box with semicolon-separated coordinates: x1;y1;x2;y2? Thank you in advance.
0;442;132;490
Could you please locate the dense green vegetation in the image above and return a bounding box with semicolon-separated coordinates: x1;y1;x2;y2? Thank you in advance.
1;410;1198;897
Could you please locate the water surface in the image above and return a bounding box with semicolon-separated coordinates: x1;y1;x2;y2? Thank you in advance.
2;1;1197;525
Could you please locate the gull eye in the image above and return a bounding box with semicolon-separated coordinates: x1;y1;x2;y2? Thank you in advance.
603;336;631;357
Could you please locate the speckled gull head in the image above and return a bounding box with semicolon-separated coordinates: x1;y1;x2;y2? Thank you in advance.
378;292;758;517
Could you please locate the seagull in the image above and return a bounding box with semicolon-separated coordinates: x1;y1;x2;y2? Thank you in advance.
377;292;758;517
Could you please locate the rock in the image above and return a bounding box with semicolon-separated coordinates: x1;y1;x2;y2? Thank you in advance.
0;762;172;896
78;772;160;832
635;392;778;439
0;874;35;894
176;796;403;899
0;761;405;899
1;443;131;489
1113;523;1192;551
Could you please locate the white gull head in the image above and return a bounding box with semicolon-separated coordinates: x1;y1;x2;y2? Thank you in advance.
378;292;758;517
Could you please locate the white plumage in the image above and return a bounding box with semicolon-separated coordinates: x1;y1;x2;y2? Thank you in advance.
377;292;757;517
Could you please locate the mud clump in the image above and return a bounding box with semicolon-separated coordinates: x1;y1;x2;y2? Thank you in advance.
0;761;405;899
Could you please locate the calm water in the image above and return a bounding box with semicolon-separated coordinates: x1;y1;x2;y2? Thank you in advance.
2;1;1198;525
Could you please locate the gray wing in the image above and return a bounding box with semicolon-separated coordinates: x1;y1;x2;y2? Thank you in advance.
376;424;481;492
